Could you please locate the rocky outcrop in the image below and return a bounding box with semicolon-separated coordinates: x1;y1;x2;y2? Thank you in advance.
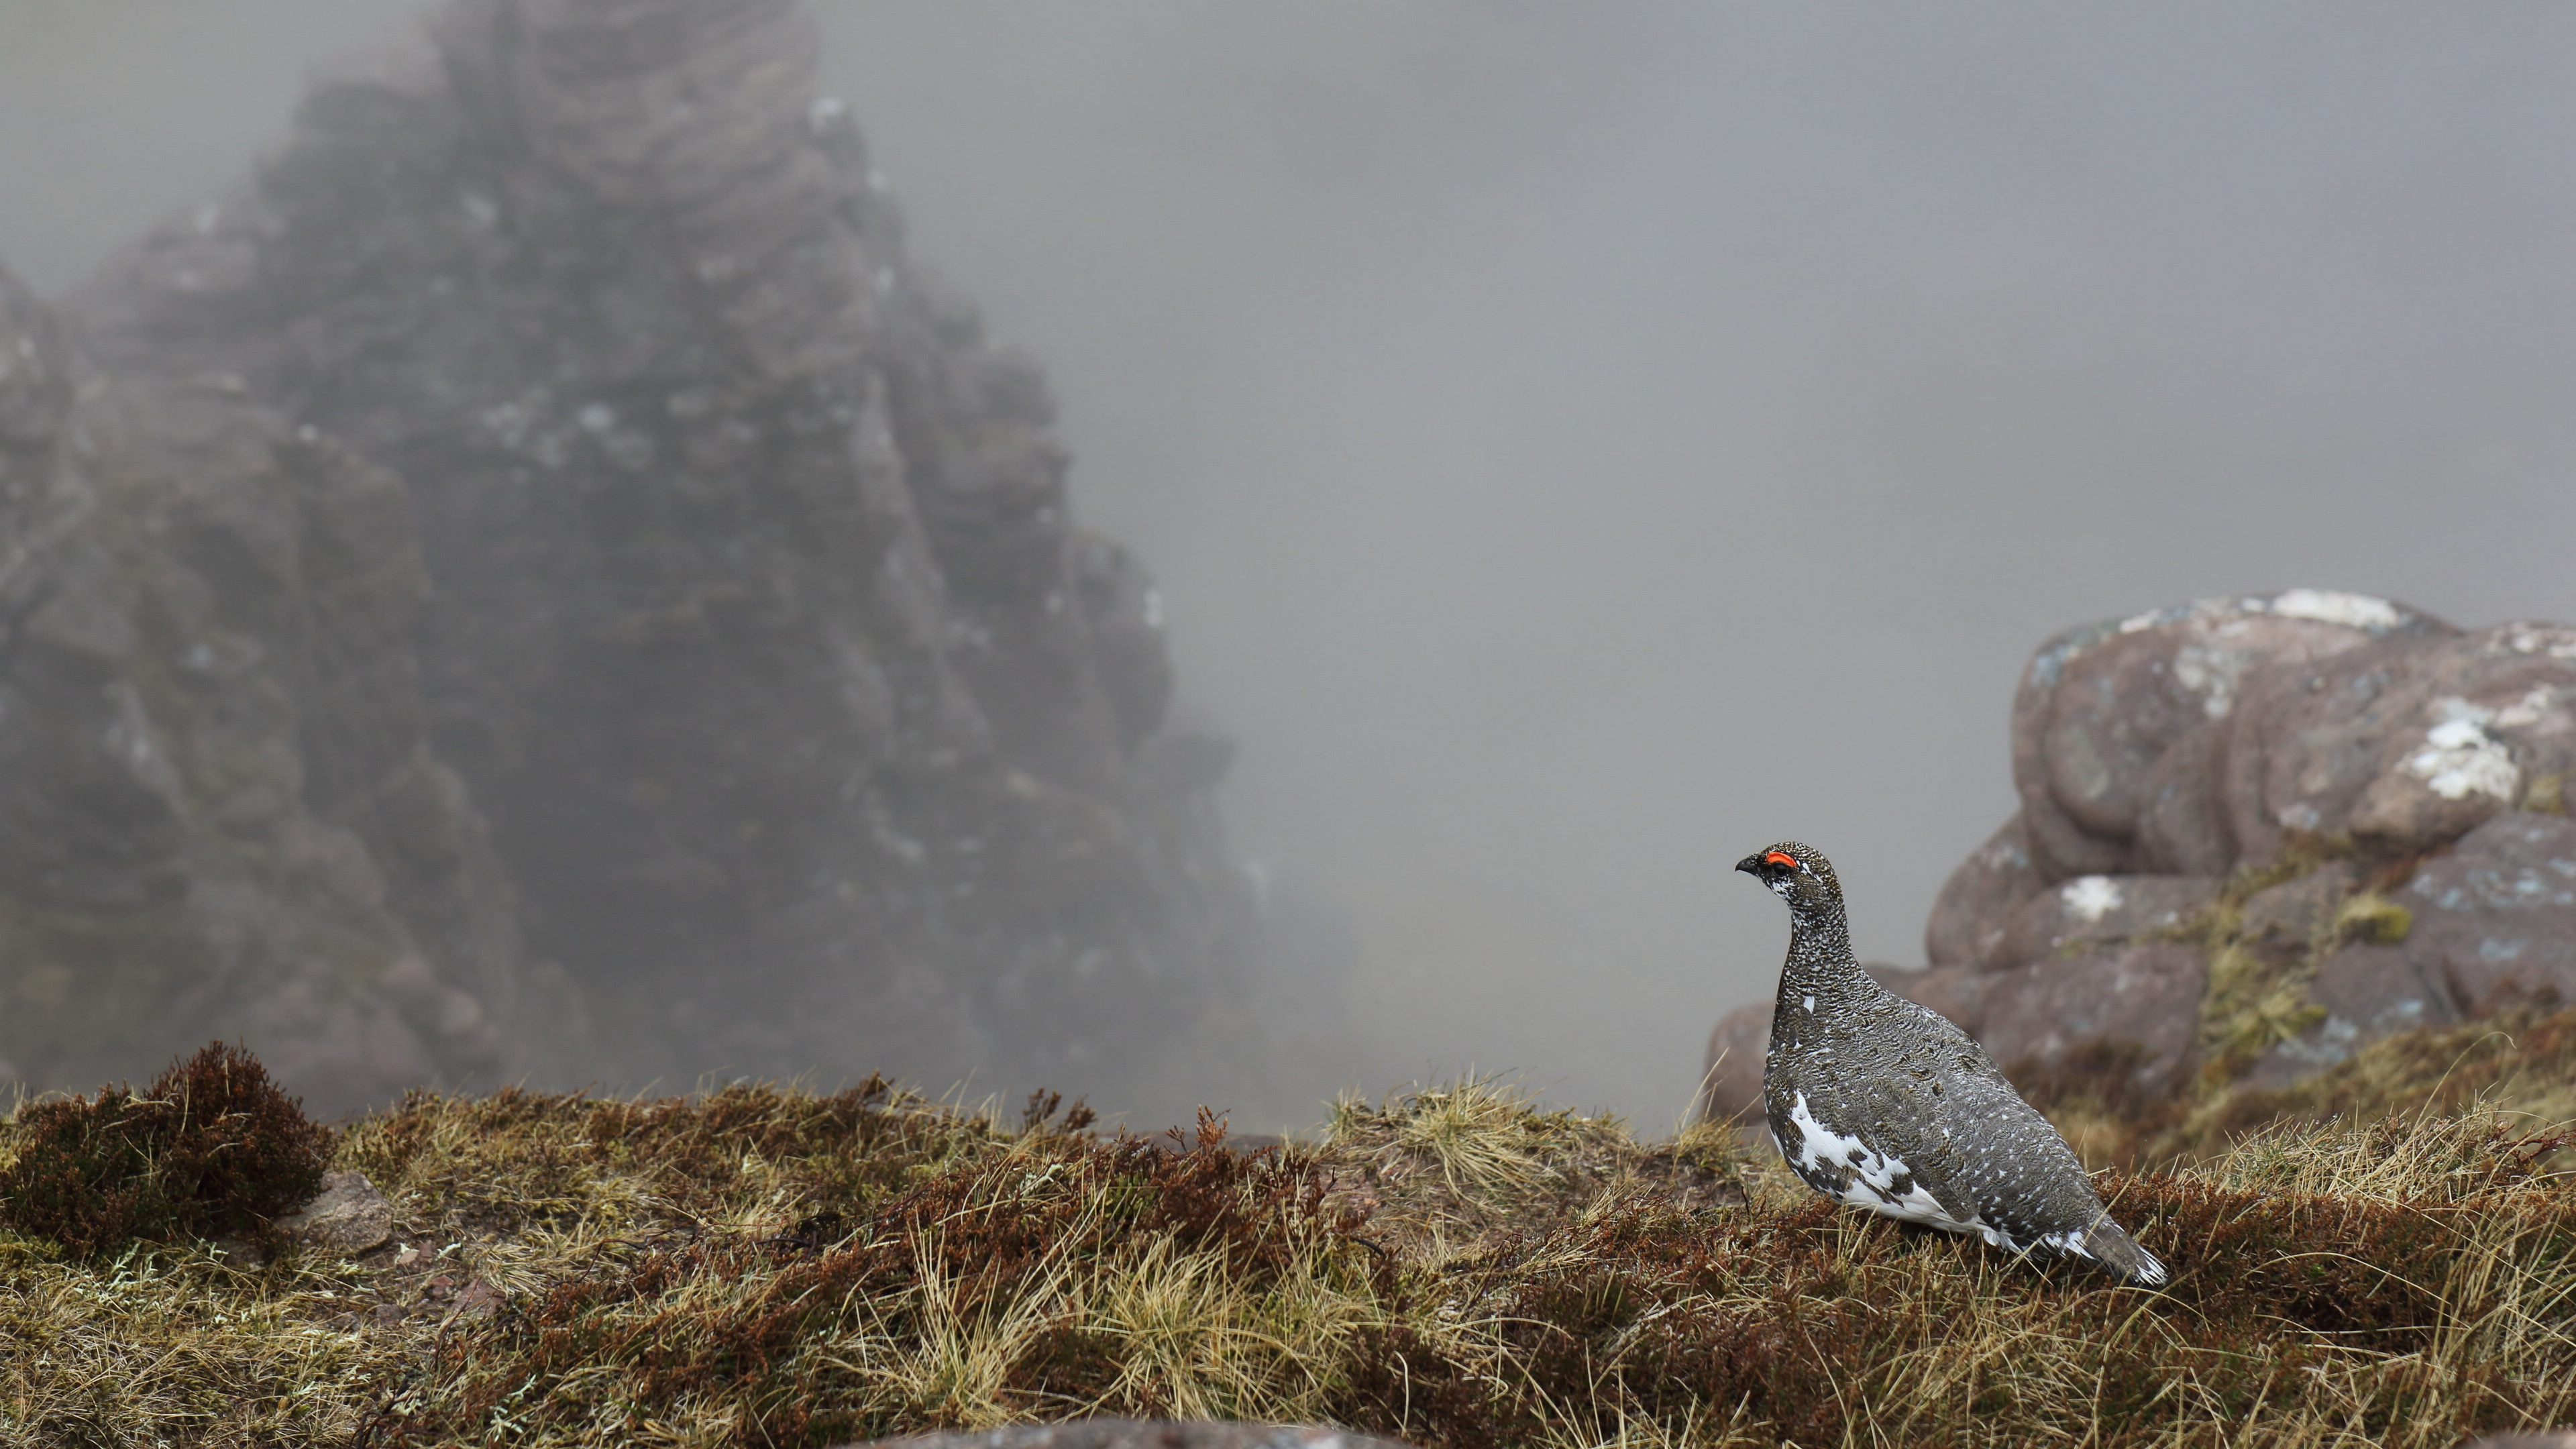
2227;622;2576;860
3;0;1254;1108
1974;943;2208;1099
2402;812;2576;1011
1988;873;2218;971
2250;810;2576;1084
1703;592;2576;1123
1693;1002;1769;1126
1932;595;2576;967
0;260;564;1109
2000;590;2454;884
1916;592;2576;1099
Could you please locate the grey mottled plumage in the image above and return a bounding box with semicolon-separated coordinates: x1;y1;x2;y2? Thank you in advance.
1737;841;2167;1287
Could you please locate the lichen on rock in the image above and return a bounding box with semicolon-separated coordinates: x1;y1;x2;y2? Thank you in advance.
1805;594;2576;1123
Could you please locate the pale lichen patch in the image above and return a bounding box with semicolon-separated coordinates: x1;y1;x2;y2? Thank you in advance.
2493;685;2562;732
2061;875;2123;924
2171;641;2256;718
2408;699;2522;802
2266;588;2404;633
2502;623;2576;660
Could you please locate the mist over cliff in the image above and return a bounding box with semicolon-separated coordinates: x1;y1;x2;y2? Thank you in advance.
5;1;2575;1126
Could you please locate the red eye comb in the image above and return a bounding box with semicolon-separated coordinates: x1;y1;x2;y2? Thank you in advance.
1764;851;1797;867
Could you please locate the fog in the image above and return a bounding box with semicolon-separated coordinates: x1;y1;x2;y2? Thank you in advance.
5;1;2575;1129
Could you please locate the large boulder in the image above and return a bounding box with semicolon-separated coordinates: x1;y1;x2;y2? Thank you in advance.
2008;591;2449;881
2253;811;2576;1082
2220;624;2576;865
1975;943;2208;1099
1987;873;2219;972
1712;596;2576;1118
1924;856;2220;1099
2408;810;2576;1010
9;0;1258;1103
1933;594;2576;996
1923;815;2045;969
1693;1000;1770;1124
1892;964;1988;1036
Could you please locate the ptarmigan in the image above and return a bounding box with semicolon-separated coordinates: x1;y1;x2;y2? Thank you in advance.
1737;841;2167;1286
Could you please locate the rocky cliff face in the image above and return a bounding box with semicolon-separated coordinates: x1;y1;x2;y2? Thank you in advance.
1700;590;2576;1122
0;260;558;1108
1;0;1250;1110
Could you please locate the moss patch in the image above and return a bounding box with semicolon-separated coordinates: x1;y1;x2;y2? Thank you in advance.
2332;891;2412;947
2522;771;2570;816
2182;835;2434;1089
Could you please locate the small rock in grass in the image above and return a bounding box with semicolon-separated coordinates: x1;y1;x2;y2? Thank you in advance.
207;1235;270;1267
275;1169;394;1256
446;1280;504;1324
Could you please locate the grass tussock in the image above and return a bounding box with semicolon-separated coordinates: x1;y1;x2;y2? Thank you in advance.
2153;1004;2576;1167
2;1057;2573;1448
2018;997;2576;1175
1320;1078;1737;1256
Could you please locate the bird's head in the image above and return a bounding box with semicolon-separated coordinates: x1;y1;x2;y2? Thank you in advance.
1735;840;1841;912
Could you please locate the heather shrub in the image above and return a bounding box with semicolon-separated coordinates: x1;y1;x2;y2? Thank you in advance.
0;1040;332;1257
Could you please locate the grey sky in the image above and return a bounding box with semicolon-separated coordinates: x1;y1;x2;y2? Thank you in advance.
5;1;2573;1128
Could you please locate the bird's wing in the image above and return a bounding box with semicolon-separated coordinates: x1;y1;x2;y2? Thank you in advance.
1868;998;2167;1284
1925;1053;2104;1237
1841;1000;2002;1225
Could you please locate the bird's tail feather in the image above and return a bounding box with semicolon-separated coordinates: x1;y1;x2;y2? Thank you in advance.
2080;1216;2168;1287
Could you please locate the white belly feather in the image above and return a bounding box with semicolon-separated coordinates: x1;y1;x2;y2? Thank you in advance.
1782;1091;1985;1236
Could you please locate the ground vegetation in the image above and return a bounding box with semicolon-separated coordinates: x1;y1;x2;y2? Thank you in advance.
4;1032;2574;1448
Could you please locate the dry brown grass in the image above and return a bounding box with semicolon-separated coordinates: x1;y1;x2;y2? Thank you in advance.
2149;1004;2576;1169
3;1059;2573;1448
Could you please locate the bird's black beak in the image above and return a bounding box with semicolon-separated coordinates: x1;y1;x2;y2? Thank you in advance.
1734;853;1766;875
